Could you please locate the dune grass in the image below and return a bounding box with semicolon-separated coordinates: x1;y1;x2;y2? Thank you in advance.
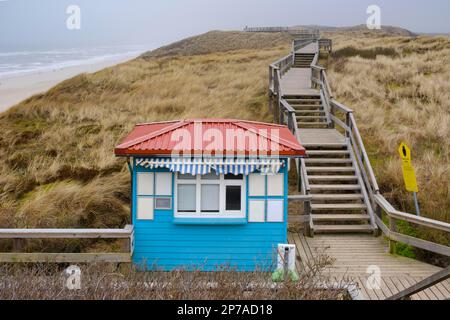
0;33;290;252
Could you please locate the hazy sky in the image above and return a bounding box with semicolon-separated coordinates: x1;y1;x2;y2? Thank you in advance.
1;0;449;51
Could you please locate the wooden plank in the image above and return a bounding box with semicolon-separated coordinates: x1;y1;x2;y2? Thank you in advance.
355;275;375;300
434;281;450;299
0;253;131;263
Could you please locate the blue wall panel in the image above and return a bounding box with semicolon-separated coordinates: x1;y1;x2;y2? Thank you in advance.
132;159;289;272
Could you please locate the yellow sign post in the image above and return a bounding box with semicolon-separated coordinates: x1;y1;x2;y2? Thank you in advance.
398;143;420;216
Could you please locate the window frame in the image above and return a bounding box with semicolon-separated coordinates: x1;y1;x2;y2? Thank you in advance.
174;172;246;219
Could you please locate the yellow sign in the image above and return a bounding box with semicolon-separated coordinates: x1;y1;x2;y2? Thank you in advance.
398;143;419;193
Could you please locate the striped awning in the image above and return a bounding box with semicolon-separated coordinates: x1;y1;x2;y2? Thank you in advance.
135;158;285;175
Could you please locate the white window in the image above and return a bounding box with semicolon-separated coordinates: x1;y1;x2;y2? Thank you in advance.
267;200;284;222
249;200;265;223
267;174;284;197
137;172;154;196
175;172;246;218
177;184;196;212
249;174;266;196
155;172;172;196
137;197;154;220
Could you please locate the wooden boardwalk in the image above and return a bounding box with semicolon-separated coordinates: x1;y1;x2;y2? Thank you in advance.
272;36;450;300
289;232;450;300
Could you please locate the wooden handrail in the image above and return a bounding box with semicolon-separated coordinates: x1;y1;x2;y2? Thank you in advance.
0;225;134;239
0;225;135;263
288;195;313;201
387;267;450;300
349;113;380;193
375;194;450;233
330;99;354;113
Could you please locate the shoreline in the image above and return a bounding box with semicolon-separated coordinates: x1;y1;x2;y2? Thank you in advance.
0;55;138;112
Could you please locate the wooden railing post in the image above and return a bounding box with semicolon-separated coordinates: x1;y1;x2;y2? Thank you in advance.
305;201;313;237
345;112;352;139
12;239;24;252
389;217;397;254
375;203;383;237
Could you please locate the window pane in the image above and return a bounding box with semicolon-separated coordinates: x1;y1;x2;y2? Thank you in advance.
249;200;265;223
155;198;172;210
201;172;219;180
225;174;243;180
137;172;154;195
267;174;284;196
201;185;220;212
177;185;196;212
178;173;196;180
156;172;172;196
226;186;241;211
267;200;284;222
249;174;266;196
137;197;154;220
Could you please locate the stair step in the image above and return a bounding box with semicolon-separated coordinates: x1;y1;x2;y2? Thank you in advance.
309;184;361;191
308;175;358;181
296;116;328;120
311;194;364;201
312;214;371;222
311;203;367;210
313;225;374;234
286;99;321;103
297;122;329;127
305;159;353;164
303;143;348;148
307;150;350;156
307;167;355;173
284;95;320;99
292;105;323;109
294;110;326;114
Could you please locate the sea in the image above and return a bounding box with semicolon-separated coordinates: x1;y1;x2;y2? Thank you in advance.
0;45;150;79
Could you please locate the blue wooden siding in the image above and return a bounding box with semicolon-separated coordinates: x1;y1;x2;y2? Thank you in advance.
132;159;289;272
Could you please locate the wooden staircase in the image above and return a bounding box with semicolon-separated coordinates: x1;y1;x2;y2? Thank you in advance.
294;53;315;68
284;95;328;128
305;144;374;234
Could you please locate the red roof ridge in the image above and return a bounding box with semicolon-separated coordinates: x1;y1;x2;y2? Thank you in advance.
116;120;189;150
235;121;302;151
135;120;180;127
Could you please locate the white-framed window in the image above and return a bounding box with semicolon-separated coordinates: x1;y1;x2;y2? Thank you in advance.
175;172;246;219
247;172;285;223
136;171;173;220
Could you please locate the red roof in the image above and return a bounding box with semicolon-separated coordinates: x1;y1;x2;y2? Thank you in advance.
115;119;306;157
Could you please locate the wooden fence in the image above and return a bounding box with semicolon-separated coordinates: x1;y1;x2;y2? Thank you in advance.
0;225;134;263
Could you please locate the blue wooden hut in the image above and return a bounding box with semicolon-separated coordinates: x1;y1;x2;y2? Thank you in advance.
115;119;306;271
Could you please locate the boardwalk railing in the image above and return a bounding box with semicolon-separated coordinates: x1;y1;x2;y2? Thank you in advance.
269;39;314;96
304;39;450;257
318;39;333;52
244;26;320;39
0;225;134;263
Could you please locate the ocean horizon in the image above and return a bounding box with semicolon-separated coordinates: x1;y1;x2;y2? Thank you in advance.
0;44;150;79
